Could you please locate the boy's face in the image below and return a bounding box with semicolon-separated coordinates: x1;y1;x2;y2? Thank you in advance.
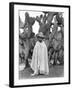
38;37;43;42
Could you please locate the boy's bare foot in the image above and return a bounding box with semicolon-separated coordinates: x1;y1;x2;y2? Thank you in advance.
31;73;38;76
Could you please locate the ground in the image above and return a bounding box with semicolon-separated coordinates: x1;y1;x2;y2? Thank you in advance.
19;64;64;79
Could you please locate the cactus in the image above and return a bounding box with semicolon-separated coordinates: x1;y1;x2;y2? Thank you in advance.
19;11;64;66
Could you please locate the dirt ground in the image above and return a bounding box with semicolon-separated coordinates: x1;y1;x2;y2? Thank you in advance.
19;65;64;79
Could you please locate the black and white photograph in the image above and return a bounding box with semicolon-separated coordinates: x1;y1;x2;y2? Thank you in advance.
19;10;64;79
9;2;70;87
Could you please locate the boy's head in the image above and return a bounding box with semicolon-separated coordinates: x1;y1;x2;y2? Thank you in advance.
36;32;45;42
